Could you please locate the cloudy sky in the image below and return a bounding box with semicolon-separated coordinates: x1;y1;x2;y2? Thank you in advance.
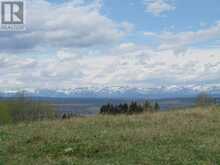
1;0;220;91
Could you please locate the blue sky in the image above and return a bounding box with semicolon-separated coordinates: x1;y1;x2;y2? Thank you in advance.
103;0;220;29
0;0;220;92
101;0;220;45
47;0;220;34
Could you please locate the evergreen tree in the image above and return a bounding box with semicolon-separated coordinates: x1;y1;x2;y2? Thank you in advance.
100;101;154;115
154;102;160;111
144;100;152;112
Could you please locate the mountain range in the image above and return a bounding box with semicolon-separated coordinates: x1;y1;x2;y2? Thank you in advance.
1;85;220;99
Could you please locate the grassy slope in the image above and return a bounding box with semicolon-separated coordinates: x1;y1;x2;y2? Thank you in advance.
0;107;220;165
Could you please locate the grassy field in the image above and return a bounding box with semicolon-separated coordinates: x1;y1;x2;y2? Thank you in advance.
0;106;220;165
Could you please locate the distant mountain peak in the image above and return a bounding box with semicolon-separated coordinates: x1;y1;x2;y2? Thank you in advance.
1;85;220;98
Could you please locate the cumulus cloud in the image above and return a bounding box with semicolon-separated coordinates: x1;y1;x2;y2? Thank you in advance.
1;0;220;92
158;22;220;50
0;0;132;53
1;45;220;90
144;0;176;16
144;21;220;53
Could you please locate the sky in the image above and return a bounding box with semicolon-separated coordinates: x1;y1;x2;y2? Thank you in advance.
0;0;220;91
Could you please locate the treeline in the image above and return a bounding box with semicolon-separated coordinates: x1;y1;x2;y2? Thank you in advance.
0;93;56;125
100;101;160;115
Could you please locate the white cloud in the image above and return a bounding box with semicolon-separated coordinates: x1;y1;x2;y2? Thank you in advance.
119;42;136;49
0;1;220;92
0;0;132;53
159;22;220;50
143;32;157;36
1;46;220;90
144;21;220;53
144;0;176;16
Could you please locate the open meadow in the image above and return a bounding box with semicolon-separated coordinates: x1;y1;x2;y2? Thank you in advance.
0;106;220;165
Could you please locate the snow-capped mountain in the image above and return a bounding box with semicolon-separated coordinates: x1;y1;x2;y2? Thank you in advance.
1;85;220;98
